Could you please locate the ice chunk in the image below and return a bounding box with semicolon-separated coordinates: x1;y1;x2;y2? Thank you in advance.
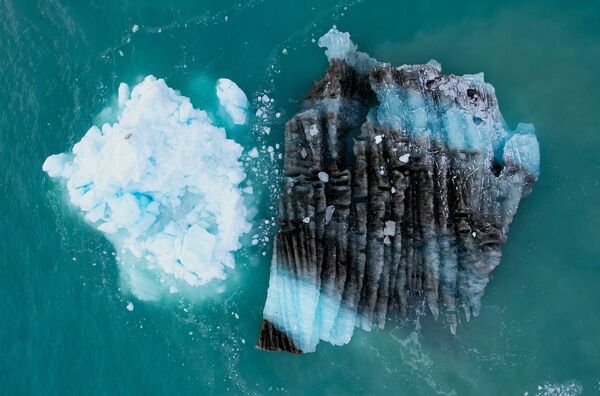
126;302;134;311
118;83;130;107
179;225;219;279
317;26;377;73
42;153;68;177
247;147;259;158
43;76;251;300
216;78;249;125
502;123;540;177
318;172;329;182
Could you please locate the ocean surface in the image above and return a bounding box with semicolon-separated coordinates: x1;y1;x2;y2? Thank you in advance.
1;1;600;395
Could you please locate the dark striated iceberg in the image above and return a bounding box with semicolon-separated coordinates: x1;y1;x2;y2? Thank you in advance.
257;28;539;354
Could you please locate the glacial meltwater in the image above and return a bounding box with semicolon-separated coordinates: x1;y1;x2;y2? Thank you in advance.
2;1;600;395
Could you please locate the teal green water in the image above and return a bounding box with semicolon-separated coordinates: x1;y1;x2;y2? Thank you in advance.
2;1;600;395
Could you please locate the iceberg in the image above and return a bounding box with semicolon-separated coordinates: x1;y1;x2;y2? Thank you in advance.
257;28;540;353
43;76;251;300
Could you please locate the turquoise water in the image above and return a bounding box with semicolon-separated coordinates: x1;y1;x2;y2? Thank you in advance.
2;0;600;394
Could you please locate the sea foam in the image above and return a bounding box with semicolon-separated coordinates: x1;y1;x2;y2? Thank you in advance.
43;76;252;300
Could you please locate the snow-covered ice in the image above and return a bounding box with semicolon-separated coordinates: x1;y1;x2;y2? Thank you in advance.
43;76;251;300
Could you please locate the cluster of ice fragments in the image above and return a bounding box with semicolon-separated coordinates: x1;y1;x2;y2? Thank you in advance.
257;28;539;353
43;76;251;300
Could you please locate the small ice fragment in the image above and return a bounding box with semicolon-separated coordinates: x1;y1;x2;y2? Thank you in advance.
234;312;239;319
224;16;228;22
282;48;288;55
391;187;396;194
309;124;319;136
131;24;139;33
118;50;124;57
325;205;335;224
248;147;259;158
169;286;178;294
300;148;308;159
275;112;281;118
472;232;477;237
399;153;411;163
241;338;246;344
318;171;329;182
375;135;383;144
252;239;259;246
303;217;311;224
263;126;271;134
261;94;270;102
126;302;134;311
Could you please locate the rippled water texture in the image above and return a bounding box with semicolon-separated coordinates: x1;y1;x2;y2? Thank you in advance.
1;1;599;395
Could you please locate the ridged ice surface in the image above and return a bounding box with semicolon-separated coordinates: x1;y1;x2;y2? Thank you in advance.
257;28;539;353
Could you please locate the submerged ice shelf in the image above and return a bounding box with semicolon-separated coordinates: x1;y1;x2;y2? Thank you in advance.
43;76;251;300
257;28;540;353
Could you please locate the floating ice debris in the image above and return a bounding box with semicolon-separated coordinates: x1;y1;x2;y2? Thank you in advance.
257;28;539;353
131;24;139;33
216;78;249;125
43;76;251;300
317;172;329;182
247;147;259;158
126;302;134;311
533;381;583;396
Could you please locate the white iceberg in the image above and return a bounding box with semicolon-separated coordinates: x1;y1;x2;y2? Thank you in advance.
43;76;252;300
